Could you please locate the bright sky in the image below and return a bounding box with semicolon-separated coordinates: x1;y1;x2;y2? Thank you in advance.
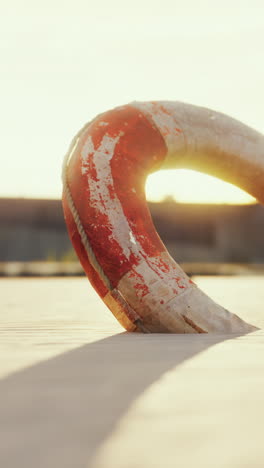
1;0;264;203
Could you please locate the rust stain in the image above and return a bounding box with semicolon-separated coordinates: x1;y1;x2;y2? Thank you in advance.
182;315;207;334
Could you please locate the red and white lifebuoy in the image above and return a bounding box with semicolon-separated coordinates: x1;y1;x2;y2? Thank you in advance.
62;101;264;333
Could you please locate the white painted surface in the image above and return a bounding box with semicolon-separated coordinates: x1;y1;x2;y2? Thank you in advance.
132;101;264;169
81;132;139;260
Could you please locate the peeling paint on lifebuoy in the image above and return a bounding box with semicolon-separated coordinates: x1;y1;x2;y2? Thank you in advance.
62;101;263;333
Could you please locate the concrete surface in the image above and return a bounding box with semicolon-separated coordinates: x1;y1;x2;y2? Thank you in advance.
1;277;264;468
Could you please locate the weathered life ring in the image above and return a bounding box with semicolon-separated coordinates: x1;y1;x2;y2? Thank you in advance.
62;101;264;333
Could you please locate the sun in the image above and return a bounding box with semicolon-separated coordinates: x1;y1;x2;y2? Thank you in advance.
146;169;256;205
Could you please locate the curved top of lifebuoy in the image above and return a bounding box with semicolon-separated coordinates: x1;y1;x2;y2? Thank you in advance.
62;101;264;333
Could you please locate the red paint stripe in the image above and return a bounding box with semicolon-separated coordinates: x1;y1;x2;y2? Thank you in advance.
62;196;109;297
65;105;167;288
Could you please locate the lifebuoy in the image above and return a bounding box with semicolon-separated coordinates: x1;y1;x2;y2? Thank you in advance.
62;101;264;333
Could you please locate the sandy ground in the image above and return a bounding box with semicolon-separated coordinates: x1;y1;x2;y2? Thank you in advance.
1;277;264;468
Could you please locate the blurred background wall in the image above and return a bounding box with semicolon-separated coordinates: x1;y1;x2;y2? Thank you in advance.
1;197;264;264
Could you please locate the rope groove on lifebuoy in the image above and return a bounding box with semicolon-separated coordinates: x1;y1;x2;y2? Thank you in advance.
62;101;264;333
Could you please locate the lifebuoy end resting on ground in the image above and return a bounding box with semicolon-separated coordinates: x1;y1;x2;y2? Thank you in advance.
62;102;263;333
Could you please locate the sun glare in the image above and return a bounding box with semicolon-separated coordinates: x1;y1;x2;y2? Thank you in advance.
146;169;256;205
